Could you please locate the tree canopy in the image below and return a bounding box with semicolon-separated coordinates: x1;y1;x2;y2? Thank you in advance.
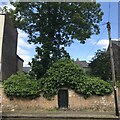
89;49;111;81
10;2;103;78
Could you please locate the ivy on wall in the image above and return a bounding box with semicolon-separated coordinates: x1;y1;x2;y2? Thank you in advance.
3;72;41;99
3;59;113;100
40;59;113;99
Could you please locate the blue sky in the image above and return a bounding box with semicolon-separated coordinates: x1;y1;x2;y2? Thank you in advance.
0;2;119;66
66;2;118;62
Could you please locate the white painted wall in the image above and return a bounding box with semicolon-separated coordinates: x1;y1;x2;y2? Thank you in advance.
0;15;5;80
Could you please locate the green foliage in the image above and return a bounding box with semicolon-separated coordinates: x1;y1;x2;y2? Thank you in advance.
3;72;41;99
40;59;113;99
40;59;85;99
3;60;113;100
89;49;111;81
117;81;120;88
75;76;113;98
9;2;103;79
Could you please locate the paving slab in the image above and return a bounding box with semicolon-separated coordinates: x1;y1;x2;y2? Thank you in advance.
1;111;120;120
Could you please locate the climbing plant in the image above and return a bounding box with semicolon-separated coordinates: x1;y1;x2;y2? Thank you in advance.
40;59;113;99
3;72;41;99
3;59;113;100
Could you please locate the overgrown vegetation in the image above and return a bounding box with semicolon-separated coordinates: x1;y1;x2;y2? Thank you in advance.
75;76;113;98
117;81;120;87
89;49;111;81
40;59;113;99
3;72;41;99
3;59;113;100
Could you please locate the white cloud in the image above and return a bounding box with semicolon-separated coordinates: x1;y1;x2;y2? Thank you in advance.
18;29;28;38
18;37;34;49
6;4;15;10
19;55;31;67
89;39;109;49
17;30;35;67
87;55;94;59
17;46;30;55
97;39;109;49
17;45;32;67
17;29;34;49
97;38;119;49
0;2;15;10
112;38;120;41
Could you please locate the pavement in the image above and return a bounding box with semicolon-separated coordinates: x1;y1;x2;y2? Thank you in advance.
1;110;120;120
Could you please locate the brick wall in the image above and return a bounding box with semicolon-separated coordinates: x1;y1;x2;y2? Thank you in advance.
69;90;114;111
118;88;120;110
2;89;119;112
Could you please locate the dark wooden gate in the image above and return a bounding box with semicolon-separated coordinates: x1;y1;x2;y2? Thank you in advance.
58;88;68;109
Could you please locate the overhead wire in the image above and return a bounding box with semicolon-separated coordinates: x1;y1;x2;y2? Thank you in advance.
83;2;111;60
83;26;107;60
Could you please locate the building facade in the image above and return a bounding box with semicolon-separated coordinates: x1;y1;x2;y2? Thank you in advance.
112;41;120;80
0;14;23;81
107;40;120;81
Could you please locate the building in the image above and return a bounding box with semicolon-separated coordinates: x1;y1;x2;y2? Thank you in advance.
75;58;90;73
23;67;31;73
17;55;24;72
109;40;120;80
0;14;24;81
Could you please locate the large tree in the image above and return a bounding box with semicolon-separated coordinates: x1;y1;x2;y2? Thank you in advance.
10;2;103;78
89;49;111;81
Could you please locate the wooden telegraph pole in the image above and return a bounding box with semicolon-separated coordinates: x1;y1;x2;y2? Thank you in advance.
107;22;119;116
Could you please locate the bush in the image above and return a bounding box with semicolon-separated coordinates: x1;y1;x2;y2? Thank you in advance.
40;59;113;99
2;59;113;100
3;72;41;99
75;76;113;98
117;81;120;87
40;59;85;99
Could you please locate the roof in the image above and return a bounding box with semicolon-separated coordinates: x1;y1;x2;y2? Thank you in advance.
75;59;88;68
23;67;31;73
17;55;24;62
107;40;120;52
112;41;120;47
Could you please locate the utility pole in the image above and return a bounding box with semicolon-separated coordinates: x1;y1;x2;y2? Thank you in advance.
107;22;119;116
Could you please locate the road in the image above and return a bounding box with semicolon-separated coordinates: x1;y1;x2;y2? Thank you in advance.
1;111;120;120
1;118;120;120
